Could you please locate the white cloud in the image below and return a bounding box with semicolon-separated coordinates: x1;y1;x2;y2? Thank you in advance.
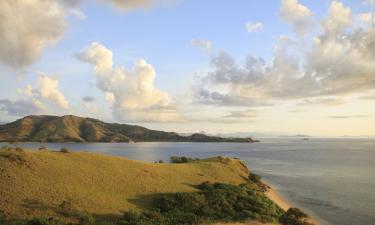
358;13;374;25
60;0;168;11
76;42;183;122
245;22;264;33
191;39;213;53
323;1;352;35
98;0;153;11
196;1;375;107
105;92;116;105
23;74;69;109
280;0;313;36
0;0;172;70
0;0;66;68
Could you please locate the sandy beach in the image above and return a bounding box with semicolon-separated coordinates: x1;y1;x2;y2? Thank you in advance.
266;186;323;225
265;188;292;211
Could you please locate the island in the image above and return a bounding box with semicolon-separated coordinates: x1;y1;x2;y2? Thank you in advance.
0;115;256;143
0;147;316;225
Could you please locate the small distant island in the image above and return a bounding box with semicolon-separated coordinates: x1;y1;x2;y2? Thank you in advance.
0;115;257;143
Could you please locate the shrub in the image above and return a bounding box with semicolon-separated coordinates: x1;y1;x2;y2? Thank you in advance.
122;182;284;225
170;156;199;163
78;213;95;225
39;146;47;151
60;148;69;153
0;149;27;165
248;173;269;192
26;217;65;225
280;208;314;225
248;173;261;183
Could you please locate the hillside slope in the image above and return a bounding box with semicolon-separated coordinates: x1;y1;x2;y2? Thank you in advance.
0;148;251;221
0;115;255;143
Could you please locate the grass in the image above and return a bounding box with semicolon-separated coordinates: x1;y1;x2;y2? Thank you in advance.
0;148;314;225
0;148;251;223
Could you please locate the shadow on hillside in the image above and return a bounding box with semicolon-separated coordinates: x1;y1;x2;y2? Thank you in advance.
21;199;123;223
127;193;163;211
125;182;203;211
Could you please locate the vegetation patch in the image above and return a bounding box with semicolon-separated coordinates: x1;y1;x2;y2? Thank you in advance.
122;182;284;225
170;156;200;163
0;146;27;165
280;208;314;225
247;173;270;193
60;148;69;153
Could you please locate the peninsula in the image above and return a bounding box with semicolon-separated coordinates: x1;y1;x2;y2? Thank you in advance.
0;115;256;143
0;147;315;225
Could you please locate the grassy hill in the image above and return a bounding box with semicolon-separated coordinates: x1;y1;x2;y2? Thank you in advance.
0;115;255;143
0;148;316;225
0;148;252;221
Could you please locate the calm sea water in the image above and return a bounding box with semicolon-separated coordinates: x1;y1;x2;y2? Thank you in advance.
3;138;375;225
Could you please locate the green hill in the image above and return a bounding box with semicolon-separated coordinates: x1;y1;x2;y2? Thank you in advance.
0;115;255;143
0;148;259;222
0;148;317;225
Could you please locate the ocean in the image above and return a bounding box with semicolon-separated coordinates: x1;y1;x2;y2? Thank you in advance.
4;138;375;225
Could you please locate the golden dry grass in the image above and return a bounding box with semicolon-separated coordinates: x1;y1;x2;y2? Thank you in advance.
0;149;251;221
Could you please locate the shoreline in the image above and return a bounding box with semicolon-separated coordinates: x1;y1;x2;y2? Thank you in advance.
265;185;323;225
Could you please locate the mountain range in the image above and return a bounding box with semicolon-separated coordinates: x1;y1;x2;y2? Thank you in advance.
0;115;255;143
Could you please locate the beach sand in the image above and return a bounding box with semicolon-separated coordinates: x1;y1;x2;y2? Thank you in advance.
265;188;292;211
266;186;323;225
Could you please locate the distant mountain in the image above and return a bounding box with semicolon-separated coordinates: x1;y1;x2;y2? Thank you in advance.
0;115;255;143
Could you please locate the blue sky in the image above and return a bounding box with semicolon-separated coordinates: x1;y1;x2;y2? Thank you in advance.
0;0;374;136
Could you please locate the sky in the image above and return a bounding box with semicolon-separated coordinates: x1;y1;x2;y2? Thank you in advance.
0;0;375;137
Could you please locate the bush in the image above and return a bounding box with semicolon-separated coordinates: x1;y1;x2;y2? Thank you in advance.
78;213;95;225
26;217;65;225
248;173;269;192
122;182;284;225
60;148;69;153
280;208;314;225
170;156;199;163
0;149;27;165
248;173;262;183
39;146;47;151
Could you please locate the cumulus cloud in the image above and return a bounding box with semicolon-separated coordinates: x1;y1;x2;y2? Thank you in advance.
323;1;352;35
358;13;374;25
76;42;182;122
0;0;171;70
23;74;69;109
98;0;153;11
280;0;313;36
191;39;213;53
37;75;69;109
196;1;375;108
245;22;264;33
0;0;66;68
70;0;175;11
0;99;43;117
